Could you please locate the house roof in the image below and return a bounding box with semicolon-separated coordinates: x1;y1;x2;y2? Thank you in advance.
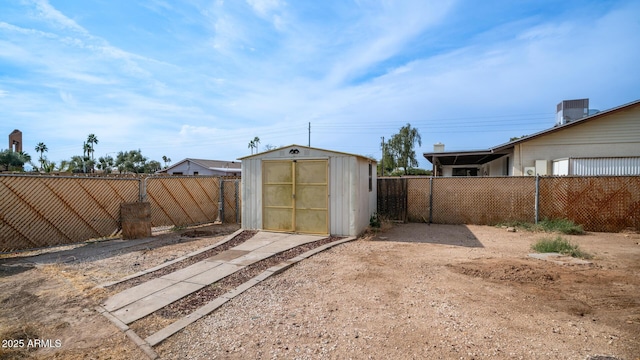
423;150;508;166
237;144;377;162
156;158;241;173
423;98;640;165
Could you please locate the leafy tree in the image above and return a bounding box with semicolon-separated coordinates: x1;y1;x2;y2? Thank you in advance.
145;160;162;173
378;140;398;176
387;123;422;175
0;149;30;171
509;135;528;141
86;134;98;160
115;149;152;173
34;142;48;170
97;155;115;174
389;167;432;176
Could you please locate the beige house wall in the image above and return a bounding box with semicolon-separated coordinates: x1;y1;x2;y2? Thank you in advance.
511;103;640;175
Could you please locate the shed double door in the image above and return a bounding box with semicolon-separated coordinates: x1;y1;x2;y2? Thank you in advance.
262;159;328;234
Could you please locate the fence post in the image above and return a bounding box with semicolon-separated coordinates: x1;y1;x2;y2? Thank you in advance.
217;179;225;223
139;178;148;202
429;176;434;224
534;175;540;224
235;179;240;224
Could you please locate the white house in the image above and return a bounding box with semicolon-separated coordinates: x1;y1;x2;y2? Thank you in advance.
424;99;640;176
238;145;377;236
156;158;241;176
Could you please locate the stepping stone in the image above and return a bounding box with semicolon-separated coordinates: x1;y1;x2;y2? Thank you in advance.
183;262;243;286
228;251;275;266
103;278;177;312
113;282;205;324
205;249;249;262
160;261;223;282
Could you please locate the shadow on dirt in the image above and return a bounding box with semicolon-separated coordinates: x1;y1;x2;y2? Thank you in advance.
373;223;484;248
0;224;240;269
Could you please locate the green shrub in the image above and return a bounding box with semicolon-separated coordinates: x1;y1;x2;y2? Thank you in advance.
369;213;381;228
537;218;585;235
531;236;592;259
497;218;584;235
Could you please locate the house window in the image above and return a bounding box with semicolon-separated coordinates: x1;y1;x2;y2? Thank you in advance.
172;172;183;175
368;163;373;192
452;168;478;176
193;171;199;176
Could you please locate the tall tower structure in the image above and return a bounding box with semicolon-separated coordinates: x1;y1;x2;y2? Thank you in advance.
9;129;22;152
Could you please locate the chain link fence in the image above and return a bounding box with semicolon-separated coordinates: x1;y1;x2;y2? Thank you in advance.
431;177;535;225
1;175;139;252
1;175;241;252
379;176;640;232
539;176;640;232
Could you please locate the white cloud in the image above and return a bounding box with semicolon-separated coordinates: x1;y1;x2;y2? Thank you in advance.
26;0;87;33
59;90;76;106
246;0;284;17
324;1;455;85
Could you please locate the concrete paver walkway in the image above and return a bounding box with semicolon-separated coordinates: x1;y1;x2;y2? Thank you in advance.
102;232;325;324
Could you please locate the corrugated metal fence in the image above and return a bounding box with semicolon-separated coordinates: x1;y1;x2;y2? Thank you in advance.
1;175;240;252
378;176;640;232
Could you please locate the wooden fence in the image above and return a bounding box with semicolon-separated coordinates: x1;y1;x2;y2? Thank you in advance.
378;176;640;233
0;175;240;252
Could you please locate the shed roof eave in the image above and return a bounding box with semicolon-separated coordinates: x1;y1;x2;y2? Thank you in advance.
238;144;377;162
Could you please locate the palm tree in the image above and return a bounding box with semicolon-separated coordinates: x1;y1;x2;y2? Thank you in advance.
86;134;98;160
34;142;48;170
81;142;93;172
0;150;30;171
248;136;261;155
162;155;171;169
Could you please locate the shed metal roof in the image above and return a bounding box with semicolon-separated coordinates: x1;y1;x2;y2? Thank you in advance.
238;144;377;162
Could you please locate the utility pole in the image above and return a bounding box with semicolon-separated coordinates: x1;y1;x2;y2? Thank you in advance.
380;136;384;177
308;122;311;147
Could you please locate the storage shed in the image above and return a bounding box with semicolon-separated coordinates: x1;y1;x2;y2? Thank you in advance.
239;145;377;236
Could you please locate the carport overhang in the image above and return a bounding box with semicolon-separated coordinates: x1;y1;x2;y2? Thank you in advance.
423;149;510;175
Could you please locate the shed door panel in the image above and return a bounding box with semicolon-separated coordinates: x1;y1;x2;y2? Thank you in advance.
263;161;294;232
295;160;328;234
262;160;328;234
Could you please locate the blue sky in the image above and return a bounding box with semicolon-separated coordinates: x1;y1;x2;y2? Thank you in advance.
1;0;639;169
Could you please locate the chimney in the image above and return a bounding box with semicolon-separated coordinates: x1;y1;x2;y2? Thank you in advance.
433;142;444;153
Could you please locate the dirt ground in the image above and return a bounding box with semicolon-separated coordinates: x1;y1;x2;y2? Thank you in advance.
1;222;639;359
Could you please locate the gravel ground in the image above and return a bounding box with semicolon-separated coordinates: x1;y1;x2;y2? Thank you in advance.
1;223;639;359
156;224;640;360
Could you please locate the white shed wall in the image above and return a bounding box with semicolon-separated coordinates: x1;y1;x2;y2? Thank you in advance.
240;157;263;230
240;146;376;236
